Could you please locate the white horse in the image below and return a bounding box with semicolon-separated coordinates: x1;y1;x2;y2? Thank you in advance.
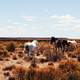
24;40;38;57
67;40;77;48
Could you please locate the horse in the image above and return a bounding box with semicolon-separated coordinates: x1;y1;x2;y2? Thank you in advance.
24;40;38;57
67;40;77;50
50;37;69;52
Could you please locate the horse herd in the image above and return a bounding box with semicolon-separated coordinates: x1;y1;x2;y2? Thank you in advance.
24;37;78;57
50;37;77;52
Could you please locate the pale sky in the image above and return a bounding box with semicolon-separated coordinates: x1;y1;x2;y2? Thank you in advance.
0;0;80;38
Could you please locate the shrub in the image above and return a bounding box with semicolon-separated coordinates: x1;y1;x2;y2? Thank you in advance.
30;58;37;68
25;67;54;80
6;42;16;52
3;72;10;77
0;49;9;60
12;66;27;80
46;52;63;62
68;71;80;80
3;65;15;71
40;67;54;80
8;76;15;80
12;66;55;80
25;68;35;80
12;54;17;60
59;60;78;72
72;47;80;56
77;55;80;61
3;49;9;57
18;43;24;48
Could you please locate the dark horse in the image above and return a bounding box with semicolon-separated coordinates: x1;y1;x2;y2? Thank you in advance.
50;37;69;52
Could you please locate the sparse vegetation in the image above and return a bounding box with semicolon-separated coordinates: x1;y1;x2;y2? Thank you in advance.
0;40;79;80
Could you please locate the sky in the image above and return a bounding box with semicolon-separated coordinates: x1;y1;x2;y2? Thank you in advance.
0;0;80;38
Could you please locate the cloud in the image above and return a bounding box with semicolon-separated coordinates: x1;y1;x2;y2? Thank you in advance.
72;24;80;31
49;14;80;38
0;26;27;37
50;14;80;27
50;14;75;19
13;22;20;25
0;14;80;38
50;14;75;24
22;16;36;22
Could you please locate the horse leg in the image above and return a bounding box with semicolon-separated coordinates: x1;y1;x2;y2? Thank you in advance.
61;45;64;54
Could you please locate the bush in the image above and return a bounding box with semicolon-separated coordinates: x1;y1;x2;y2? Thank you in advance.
72;47;80;57
45;52;63;62
59;60;78;72
25;67;54;80
25;68;35;80
6;42;16;52
12;66;55;80
12;66;27;80
77;55;80;61
12;65;80;80
18;43;24;48
40;68;54;80
68;71;80;80
3;65;15;71
3;49;9;57
0;49;9;59
8;76;15;80
30;58;37;68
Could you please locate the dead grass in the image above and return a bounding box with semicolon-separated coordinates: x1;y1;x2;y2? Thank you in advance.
0;40;79;80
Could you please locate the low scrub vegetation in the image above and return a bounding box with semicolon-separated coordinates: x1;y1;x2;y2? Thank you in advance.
0;40;79;80
6;42;16;52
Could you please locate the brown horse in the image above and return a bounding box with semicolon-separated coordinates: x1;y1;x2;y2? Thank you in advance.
50;37;69;52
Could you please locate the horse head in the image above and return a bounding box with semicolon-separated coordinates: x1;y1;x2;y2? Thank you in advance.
50;36;57;44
